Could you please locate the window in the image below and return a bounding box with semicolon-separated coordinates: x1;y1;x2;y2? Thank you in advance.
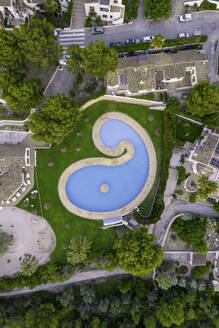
110;15;112;18
114;0;118;3
103;14;107;18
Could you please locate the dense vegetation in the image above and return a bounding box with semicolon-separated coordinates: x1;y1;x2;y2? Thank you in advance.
0;276;218;327
145;0;172;20
172;214;208;254
200;0;217;10
0;231;13;257
67;41;118;79
19;101;163;261
122;0;139;22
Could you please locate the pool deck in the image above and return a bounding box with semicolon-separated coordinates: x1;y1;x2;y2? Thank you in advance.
58;112;157;220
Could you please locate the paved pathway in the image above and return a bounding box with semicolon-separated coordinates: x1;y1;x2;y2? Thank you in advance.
57;29;86;54
0;268;125;297
153;200;219;245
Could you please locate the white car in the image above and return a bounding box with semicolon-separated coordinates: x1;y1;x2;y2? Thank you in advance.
59;59;67;66
179;14;192;22
142;35;154;42
178;32;190;38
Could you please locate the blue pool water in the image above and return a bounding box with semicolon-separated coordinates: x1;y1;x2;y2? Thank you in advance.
66;119;149;212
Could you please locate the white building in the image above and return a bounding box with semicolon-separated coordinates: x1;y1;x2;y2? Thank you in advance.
84;0;125;25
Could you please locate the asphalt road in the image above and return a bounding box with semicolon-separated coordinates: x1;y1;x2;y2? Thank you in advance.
84;11;219;82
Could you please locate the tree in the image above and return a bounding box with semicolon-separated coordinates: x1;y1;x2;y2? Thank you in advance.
0;70;22;91
151;35;165;49
66;236;91;265
15;18;63;71
20;254;39;277
113;228;165;277
0;29;23;70
155;273;178;290
156;299;185;327
25;303;59;328
59;287;75;307
172;214;208;254
28;94;80;144
197;175;218;199
4;79;42;114
0;231;13;257
145;0;172;20
213;201;219;213
144;316;157;328
44;0;60;14
185;81;219;118
66;44;84;75
67;41;118;78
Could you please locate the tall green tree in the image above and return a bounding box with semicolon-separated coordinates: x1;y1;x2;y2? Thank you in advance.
4;79;42;114
156;299;185;327
155;273;178;290
25;303;59;328
0;70;22;91
0;231;13;257
44;0;60;14
113;228;164;277
67;41;118;78
145;0;172;20
20;254;39;277
66;236;92;265
151;35;165;49
197;175;218;199
15;18;63;71
185;81;219;118
0;29;23;70
28;94;80;144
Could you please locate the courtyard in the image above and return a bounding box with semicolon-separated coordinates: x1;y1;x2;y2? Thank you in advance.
18;101;164;261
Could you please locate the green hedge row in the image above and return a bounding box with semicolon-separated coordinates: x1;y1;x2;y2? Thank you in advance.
149;110;174;223
122;0;139;22
200;0;217;10
164;35;208;47
0;262;75;292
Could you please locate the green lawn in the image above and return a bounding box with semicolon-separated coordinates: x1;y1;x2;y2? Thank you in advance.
18;101;163;261
175;117;203;144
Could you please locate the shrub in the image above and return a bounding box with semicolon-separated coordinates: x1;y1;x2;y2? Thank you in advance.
189;193;197;203
122;0;139;22
74;73;83;86
160;260;175;272
172;214;207;254
111;42;150;53
146;93;155;100
84;17;92;28
0;231;13;257
118;278;132;293
179;265;188;274
191;262;211;279
200;0;217;10
200;35;208;42
176;166;189;185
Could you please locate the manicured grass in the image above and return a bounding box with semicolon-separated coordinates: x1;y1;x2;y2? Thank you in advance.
18;101;163;261
175;117;203;144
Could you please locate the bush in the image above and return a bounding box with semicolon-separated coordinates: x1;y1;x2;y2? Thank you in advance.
176;166;189;185
200;0;217;10
172;215;208;254
111;42;150;53
164;35;207;47
84;17;92;28
189;192;197;203
123;0;139;22
74;73;83;86
191;262;211;279
160;260;175;272
118;278;132;293
200;35;208;42
146;93;155;100
179;265;188;274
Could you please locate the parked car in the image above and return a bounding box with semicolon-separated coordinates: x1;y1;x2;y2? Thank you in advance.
179;13;192;22
59;58;67;66
193;31;201;36
142;35;154;42
178;32;190;38
125;38;136;44
91;26;104;34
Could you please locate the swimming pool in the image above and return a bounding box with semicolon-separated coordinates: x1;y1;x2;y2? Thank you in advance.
65;119;149;212
58;112;157;219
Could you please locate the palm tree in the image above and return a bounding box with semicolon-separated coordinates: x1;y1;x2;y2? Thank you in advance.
198;175;218;199
0;231;13;257
20;254;39;277
66;236;92;265
151;35;165;50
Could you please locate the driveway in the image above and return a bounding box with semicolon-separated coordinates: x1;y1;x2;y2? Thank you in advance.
85;11;219;82
153;200;219;245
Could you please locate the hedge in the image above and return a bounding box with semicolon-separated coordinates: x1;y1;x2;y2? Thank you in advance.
0;262;75;292
122;0;139;22
191;262;211;279
200;0;217;10
149;109;174;223
164;35;208;47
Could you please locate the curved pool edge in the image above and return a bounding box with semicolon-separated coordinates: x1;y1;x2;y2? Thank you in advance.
58;112;157;220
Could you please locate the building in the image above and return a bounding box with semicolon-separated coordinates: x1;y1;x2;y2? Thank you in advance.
107;50;209;95
84;0;125;25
